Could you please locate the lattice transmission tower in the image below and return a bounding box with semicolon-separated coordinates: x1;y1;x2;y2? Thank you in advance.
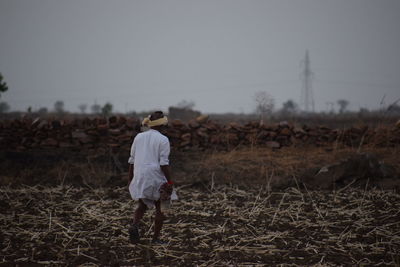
300;50;315;112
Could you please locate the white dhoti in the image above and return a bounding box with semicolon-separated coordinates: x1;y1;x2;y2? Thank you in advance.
129;164;177;208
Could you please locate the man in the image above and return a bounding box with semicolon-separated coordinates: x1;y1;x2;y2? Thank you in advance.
127;111;175;244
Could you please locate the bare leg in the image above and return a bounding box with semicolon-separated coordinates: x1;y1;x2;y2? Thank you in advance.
129;199;147;243
153;200;165;241
133;199;147;225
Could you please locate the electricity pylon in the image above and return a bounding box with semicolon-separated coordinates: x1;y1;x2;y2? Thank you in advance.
300;50;315;112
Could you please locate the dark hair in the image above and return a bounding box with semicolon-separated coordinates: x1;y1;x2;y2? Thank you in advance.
150;111;164;121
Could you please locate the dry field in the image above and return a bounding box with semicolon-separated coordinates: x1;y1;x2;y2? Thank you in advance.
1;182;399;266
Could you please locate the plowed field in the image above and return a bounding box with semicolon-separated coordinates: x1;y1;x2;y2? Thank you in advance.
1;185;399;266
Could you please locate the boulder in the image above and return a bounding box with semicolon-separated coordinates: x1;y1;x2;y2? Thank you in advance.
196;115;209;124
300;153;399;189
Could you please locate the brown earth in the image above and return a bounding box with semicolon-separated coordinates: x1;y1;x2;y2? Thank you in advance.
1;145;400;191
1;146;400;191
1;185;399;266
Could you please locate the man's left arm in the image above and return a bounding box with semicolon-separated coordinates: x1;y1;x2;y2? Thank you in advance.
160;138;172;183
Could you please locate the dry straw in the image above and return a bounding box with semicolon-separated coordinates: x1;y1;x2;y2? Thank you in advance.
1;184;399;266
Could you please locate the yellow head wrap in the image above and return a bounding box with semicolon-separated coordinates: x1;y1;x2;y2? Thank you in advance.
142;116;168;128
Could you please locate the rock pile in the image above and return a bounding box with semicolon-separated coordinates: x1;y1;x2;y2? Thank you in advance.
0;116;399;152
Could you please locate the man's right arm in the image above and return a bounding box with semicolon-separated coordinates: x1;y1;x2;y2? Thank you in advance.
159;137;171;183
160;165;171;182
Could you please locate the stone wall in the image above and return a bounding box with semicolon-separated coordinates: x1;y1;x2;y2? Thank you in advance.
1;115;399;153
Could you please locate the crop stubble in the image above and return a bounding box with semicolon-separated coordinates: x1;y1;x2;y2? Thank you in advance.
1;184;399;266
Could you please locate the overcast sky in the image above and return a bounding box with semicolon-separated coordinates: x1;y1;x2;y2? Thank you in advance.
0;0;399;114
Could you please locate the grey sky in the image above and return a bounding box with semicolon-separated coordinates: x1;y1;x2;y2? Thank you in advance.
0;0;399;113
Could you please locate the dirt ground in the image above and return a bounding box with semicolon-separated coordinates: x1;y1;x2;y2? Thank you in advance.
2;145;399;190
1;184;399;266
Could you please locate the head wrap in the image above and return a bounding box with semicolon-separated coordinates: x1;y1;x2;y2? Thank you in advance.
142;115;168;128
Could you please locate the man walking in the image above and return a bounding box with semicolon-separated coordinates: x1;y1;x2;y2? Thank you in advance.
127;111;175;244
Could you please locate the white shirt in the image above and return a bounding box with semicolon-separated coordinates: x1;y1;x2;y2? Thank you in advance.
128;129;171;205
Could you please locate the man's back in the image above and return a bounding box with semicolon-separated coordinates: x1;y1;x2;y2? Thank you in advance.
129;128;170;169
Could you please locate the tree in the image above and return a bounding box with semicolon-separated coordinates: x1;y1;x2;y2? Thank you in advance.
101;102;113;116
78;104;88;114
0;102;10;113
281;100;298;114
176;100;195;110
54;100;65;114
254;91;274;124
0;73;8;99
91;103;101;114
37;107;48;115
387;98;400;114
387;103;400;114
337;99;349;114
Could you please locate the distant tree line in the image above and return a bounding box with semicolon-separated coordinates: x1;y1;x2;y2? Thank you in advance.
0;73;399;121
47;101;114;116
